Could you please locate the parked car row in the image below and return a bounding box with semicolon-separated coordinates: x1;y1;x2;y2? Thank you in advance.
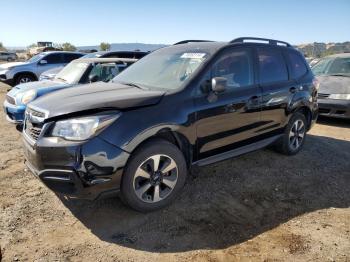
2;37;318;212
0;51;18;62
4;57;137;124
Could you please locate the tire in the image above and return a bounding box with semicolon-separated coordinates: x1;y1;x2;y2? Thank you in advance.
120;138;187;212
274;112;307;155
15;74;36;85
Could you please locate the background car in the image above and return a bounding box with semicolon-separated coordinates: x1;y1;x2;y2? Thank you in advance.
312;53;350;119
83;50;149;59
39;50;149;81
4;57;137;124
0;51;18;62
0;51;84;86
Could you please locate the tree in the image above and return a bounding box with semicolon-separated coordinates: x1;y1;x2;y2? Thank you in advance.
60;42;77;51
0;42;6;51
100;42;111;51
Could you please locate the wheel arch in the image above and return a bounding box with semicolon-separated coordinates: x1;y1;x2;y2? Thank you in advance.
123;126;194;168
14;71;38;82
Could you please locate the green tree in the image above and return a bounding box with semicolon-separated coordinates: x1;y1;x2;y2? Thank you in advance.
0;42;6;51
100;42;111;51
60;42;77;51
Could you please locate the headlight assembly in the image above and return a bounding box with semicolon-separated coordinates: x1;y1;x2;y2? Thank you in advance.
21;90;37;104
328;94;350;100
51;114;120;141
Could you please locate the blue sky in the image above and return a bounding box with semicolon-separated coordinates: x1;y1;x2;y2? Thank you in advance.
1;0;349;47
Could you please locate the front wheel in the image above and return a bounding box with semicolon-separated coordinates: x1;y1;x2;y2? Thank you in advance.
15;74;36;85
275;112;307;155
120;139;187;212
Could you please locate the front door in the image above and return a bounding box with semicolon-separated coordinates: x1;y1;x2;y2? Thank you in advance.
194;47;262;160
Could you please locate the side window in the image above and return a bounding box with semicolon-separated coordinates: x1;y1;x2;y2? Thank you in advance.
89;63;119;82
258;48;288;84
44;53;62;64
288;51;308;79
63;53;83;63
212;49;254;89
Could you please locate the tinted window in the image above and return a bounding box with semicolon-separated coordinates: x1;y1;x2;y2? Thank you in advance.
288;51;307;79
62;53;83;63
258;48;288;84
44;53;62;64
89;63;120;82
212;49;253;89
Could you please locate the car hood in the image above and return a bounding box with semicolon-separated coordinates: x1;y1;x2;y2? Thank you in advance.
0;61;28;69
8;80;70;97
317;75;350;94
30;81;165;118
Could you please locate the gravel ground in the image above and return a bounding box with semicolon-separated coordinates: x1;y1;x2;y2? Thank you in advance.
0;82;349;262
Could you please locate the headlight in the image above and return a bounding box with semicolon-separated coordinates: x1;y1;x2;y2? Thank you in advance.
0;69;10;75
21;90;37;104
328;94;350;100
51;114;120;141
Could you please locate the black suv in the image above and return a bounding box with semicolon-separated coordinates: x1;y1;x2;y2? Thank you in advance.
22;37;318;212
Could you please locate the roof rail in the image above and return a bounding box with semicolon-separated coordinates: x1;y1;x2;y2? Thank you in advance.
230;37;292;47
173;40;214;45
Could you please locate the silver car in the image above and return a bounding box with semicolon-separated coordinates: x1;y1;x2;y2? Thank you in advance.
0;51;84;86
0;51;17;62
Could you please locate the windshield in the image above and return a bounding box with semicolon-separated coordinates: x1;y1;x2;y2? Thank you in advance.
113;49;208;90
54;61;89;84
312;57;350;76
27;53;46;63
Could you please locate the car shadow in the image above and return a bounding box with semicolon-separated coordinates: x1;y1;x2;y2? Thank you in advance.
59;134;350;253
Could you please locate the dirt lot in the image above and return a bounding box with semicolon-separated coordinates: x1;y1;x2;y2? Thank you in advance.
0;82;349;262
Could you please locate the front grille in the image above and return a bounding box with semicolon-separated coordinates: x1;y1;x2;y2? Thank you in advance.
318;93;330;99
319;108;331;114
24;107;46;141
25;118;43;141
6;95;16;105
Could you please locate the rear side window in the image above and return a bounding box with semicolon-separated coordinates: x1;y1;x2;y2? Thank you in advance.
258;48;288;84
288;51;308;79
45;53;62;64
63;53;83;63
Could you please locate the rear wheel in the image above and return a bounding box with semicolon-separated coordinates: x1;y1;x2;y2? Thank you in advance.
275;112;307;155
15;74;36;85
121;139;187;212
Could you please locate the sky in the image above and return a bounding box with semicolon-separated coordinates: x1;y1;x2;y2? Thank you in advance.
1;0;349;47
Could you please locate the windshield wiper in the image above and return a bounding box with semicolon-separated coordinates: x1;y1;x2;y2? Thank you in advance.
56;77;68;82
118;81;146;90
328;73;350;77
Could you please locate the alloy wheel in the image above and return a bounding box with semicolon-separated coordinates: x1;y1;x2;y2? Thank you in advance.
133;154;178;203
289;119;305;150
19;77;32;83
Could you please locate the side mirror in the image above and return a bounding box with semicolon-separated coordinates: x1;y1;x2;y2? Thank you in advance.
39;59;47;65
211;77;227;94
89;74;99;83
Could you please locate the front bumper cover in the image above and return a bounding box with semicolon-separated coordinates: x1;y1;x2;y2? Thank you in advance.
23;135;130;200
318;98;350;119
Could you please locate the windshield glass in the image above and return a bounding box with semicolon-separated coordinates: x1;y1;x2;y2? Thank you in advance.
27;53;46;63
312;57;350;76
54;61;89;84
113;49;208;90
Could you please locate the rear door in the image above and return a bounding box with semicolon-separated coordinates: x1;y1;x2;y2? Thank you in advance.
194;47;262;160
37;53;64;76
257;47;295;136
